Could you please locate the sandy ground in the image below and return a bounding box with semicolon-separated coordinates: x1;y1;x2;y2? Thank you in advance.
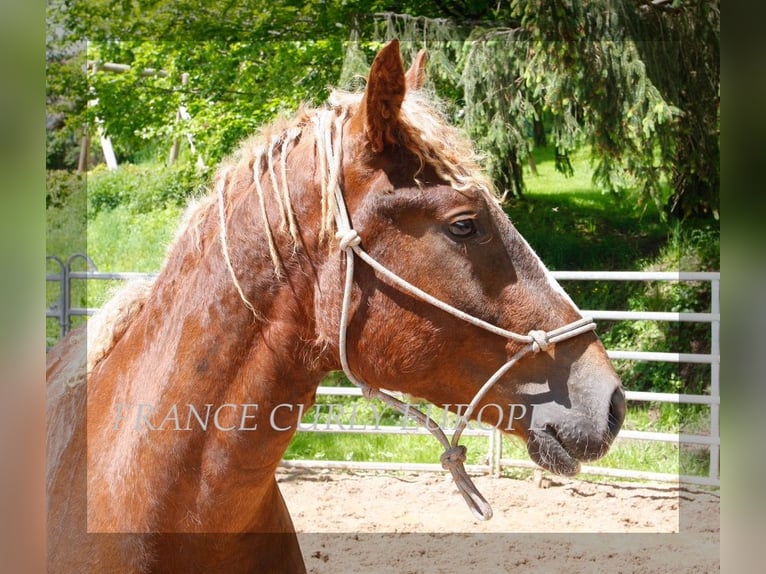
277;468;719;573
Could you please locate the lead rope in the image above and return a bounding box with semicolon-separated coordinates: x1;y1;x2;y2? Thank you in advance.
326;114;596;521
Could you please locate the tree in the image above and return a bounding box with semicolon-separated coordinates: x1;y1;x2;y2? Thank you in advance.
356;2;719;219
46;0;89;169
49;0;719;220
48;1;359;166
621;0;720;219
81;40;344;166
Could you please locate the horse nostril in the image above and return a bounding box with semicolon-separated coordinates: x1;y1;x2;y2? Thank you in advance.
608;386;626;438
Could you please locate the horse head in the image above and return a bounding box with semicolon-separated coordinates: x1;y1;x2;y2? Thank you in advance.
316;40;625;480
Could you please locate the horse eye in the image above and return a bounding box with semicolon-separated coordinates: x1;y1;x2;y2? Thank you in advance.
448;218;477;238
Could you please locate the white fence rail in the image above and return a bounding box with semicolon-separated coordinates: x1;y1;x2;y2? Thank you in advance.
46;259;720;487
554;271;720;487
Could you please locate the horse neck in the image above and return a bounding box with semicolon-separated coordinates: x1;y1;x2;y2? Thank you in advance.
86;172;332;532
126;189;325;406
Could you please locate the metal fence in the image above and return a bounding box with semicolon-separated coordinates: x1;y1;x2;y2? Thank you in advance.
46;255;720;487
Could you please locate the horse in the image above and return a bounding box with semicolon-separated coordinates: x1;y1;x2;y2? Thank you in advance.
46;40;625;573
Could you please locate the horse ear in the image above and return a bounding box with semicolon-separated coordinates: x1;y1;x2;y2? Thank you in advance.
360;40;406;153
405;49;428;91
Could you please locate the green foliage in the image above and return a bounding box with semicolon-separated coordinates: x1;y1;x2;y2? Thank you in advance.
60;0;383;43
86;204;184;275
82;164;199;273
600;224;719;395
59;39;345;167
45;166;188;344
46;171;87;346
46;169;85;210
46;119;83;170
508;145;668;271
370;3;718;219
460;31;532;197
46;171;86;259
86;163;206;216
620;0;720;219
48;1;718;220
508;146;719;397
46;2;89;169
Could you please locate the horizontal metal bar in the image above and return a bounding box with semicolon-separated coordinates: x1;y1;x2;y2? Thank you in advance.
68;271;157;281
584;310;718;323
316;389;719;405
297;424;492;437
49;262;721;488
617;429;719;446
498;458;720;487
69;308;96;317
576;466;720;488
624;390;719;405
607;350;717;364
62;270;723;282
316;387;364;396
296;425;718;445
280;457;720;488
279;459;490;474
551;271;720;281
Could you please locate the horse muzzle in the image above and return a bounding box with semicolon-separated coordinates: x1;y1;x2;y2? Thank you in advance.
526;384;626;476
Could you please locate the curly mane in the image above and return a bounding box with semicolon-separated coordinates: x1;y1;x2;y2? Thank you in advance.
211;85;495;267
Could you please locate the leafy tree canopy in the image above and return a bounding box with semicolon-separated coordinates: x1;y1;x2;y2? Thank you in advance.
48;0;719;220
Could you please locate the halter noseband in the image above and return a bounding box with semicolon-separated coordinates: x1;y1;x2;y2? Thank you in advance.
332;187;596;521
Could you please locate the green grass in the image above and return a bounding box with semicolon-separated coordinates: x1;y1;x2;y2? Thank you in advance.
83;204;183;316
283;389;505;466
282;389;712;480
46;199;184;346
86;204;184;273
46;176;87;261
508;145;668;272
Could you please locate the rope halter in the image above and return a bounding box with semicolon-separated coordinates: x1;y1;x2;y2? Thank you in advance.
331;190;596;520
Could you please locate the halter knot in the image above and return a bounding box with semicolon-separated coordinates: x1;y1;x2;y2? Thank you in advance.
336;229;361;251
528;329;549;353
440;445;468;470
